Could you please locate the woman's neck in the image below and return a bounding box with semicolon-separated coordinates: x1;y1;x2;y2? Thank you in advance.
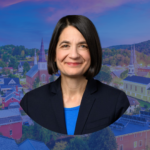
60;75;88;101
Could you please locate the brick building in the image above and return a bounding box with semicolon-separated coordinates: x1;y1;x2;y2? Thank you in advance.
111;112;150;150
0;108;22;140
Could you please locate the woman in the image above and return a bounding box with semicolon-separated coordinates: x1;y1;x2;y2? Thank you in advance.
20;15;130;135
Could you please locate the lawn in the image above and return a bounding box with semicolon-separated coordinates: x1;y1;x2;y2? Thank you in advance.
136;99;150;108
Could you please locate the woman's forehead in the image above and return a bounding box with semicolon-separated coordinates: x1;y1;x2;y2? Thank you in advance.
58;26;86;43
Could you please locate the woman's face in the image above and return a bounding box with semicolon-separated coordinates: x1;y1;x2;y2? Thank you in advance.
55;25;91;79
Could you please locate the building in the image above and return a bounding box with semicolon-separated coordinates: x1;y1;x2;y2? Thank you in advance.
0;108;22;140
0;78;23;93
126;96;140;114
26;39;51;89
123;76;150;102
18;61;23;73
110;113;150;150
1;85;24;110
137;71;149;77
3;67;13;73
123;45;150;102
110;70;126;79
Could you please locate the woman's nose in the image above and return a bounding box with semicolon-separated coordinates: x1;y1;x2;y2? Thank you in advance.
69;46;80;58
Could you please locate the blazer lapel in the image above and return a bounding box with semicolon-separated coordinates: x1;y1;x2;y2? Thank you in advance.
74;77;98;135
50;76;98;135
50;76;67;134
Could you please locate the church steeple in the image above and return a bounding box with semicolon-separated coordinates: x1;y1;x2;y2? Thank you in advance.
34;48;37;65
128;44;135;76
39;38;46;62
129;45;134;65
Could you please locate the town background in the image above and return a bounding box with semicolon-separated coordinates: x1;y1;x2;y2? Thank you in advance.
0;0;150;149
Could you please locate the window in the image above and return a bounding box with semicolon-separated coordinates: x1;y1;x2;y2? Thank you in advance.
41;74;46;82
141;87;143;93
134;133;137;137
10;130;12;135
120;145;123;150
139;140;142;146
135;86;137;91
120;136;123;141
134;141;137;148
130;85;132;90
9;119;12;122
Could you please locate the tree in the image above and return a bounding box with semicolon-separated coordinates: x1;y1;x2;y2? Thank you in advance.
0;60;7;67
120;70;128;79
87;127;117;150
21;50;25;57
33;77;40;89
53;141;67;150
95;71;112;84
64;136;90;150
110;59;116;66
1;68;11;75
144;104;148;109
101;65;111;74
19;121;60;144
0;90;4;95
94;65;112;84
49;74;55;82
2;53;10;63
8;56;19;69
23;62;30;74
132;106;141;115
8;73;18;78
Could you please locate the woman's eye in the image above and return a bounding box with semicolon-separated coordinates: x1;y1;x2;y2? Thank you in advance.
61;45;88;48
80;45;88;48
62;45;69;48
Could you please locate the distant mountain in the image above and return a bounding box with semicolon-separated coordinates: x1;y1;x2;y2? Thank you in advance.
106;40;150;55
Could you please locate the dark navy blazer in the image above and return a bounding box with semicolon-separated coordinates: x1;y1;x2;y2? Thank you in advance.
20;76;130;135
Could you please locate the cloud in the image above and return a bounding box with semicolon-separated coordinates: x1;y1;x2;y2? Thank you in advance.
46;0;145;22
0;0;60;7
0;0;25;7
1;0;149;23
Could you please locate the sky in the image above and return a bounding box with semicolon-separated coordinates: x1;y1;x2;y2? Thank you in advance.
0;0;150;49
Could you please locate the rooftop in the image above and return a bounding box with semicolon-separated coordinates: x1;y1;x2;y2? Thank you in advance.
110;114;150;136
18;139;49;150
0;108;21;118
123;75;150;85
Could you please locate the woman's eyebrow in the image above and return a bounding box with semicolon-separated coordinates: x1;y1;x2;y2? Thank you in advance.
59;41;87;46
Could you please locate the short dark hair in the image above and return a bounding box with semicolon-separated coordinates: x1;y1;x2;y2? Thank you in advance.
47;15;102;80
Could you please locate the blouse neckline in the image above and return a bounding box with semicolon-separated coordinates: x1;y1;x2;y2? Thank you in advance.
64;105;80;110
